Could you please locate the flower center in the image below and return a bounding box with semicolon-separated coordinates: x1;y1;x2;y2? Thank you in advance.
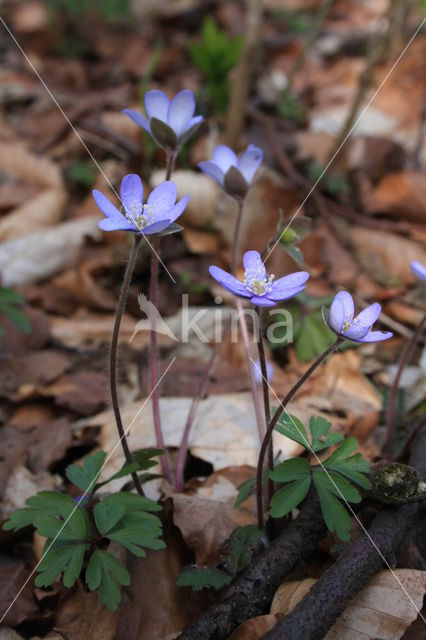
243;267;275;296
342;320;352;333
126;203;154;230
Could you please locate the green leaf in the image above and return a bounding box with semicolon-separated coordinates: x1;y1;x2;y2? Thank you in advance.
323;437;371;489
0;303;31;333
309;417;344;452
131;448;164;471
234;478;255;508
94;501;126;535
33;512;88;541
66;451;107;493
313;469;361;504
269;457;311;483
223;525;261;575
101;492;162;513
35;542;88;588
283;243;304;264
312;469;352;541
3;507;41;532
274;412;310;448
270;475;311;518
27;491;90;540
107;527;166;557
176;567;232;591
86;550;130;612
0;287;25;304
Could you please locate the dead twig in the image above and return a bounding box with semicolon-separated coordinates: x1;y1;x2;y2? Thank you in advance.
224;0;262;148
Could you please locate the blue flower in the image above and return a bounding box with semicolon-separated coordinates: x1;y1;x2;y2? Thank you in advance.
199;144;263;198
323;291;393;343
209;250;309;307
123;89;203;149
93;174;189;234
411;260;426;281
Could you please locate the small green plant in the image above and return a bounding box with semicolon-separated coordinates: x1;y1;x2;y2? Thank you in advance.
270;415;371;541
176;525;261;591
0;287;31;339
279;215;312;264
67;159;98;189
307;161;350;197
188;17;243;111
3;450;165;611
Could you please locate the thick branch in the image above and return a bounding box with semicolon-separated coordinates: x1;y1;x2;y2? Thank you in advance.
177;493;326;640
263;427;426;640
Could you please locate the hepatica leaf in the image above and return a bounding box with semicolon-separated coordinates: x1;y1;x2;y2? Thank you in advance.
274;412;310;448
66;451;107;493
86;550;130;612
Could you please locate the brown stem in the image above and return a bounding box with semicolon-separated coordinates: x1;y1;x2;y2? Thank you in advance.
256;339;340;529
110;235;144;496
150;237;174;484
231;199;244;276
174;195;262;490
255;306;274;507
386;313;426;461
236;298;265;443
175;339;222;492
165;148;177;180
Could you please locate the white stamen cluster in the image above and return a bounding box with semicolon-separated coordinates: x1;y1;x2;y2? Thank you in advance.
243;267;275;296
126;203;155;230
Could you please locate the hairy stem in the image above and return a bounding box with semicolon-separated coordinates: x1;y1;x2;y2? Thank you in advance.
150;237;174;484
255;306;274;509
236;298;265;443
231;199;244;276
256;339;340;530
110;235;144;496
386;313;425;461
175;196;263;490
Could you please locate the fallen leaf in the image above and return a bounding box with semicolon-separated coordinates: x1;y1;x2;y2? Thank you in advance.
169;466;256;565
116;527;196;640
53;583;118;640
270;570;426;640
0;557;38;626
0;217;101;286
0;142;66;241
227;615;278;639
39;371;110;415
0;350;70;400
351;228;426;286
2;465;60;520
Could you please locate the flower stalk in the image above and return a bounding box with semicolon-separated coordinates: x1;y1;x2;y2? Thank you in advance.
256;338;341;530
110;235;144;496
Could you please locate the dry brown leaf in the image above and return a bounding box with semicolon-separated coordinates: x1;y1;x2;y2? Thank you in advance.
53;584;118;640
352;227;426;286
49;309;173;349
171;492;255;565
227;615;278;639
0;217;101;286
270;570;426;640
117;528;195;640
0;141;66;241
367;171;426;223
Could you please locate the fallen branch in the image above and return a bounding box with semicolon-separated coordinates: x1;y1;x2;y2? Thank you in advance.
177;493;326;640
263;427;426;640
